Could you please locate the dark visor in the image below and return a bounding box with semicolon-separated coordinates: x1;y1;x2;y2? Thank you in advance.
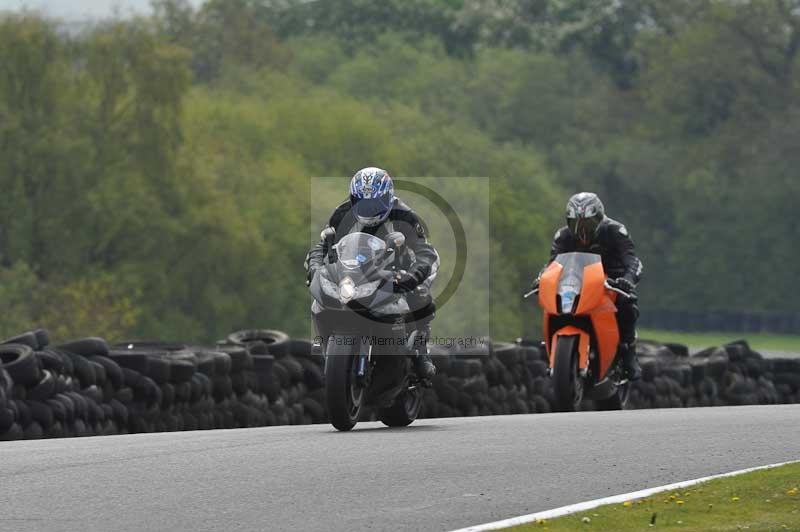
353;196;392;220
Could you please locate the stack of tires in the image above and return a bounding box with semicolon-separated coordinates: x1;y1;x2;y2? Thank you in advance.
772;358;800;403
422;337;800;417
628;340;789;409
223;329;283;426
629;341;693;409
0;332;126;440
225;330;327;425
0;329;294;439
108;341;217;432
422;340;553;418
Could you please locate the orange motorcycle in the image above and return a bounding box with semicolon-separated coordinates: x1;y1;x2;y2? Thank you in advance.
525;252;637;411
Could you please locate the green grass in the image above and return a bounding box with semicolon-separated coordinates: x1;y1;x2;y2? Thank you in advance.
508;462;800;531
639;329;800;353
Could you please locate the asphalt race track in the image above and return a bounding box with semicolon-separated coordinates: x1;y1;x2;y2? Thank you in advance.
1;405;799;532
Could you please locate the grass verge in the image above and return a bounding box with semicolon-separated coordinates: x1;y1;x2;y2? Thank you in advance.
507;462;800;531
639;329;800;353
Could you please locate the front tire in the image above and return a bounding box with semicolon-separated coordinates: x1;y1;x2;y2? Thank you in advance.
325;337;364;431
377;387;422;427
552;336;583;412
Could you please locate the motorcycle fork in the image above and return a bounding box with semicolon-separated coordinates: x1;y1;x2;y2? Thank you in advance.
356;343;373;382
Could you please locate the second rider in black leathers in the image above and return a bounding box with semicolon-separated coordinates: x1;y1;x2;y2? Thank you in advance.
533;192;644;380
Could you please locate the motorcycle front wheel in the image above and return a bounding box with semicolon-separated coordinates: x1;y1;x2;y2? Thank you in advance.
325;336;364;431
552;335;583;412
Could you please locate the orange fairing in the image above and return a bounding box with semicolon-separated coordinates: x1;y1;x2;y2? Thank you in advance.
591;298;620;379
575;262;606;315
551;327;590;370
538;261;563;316
538;252;623;382
543;313;551;356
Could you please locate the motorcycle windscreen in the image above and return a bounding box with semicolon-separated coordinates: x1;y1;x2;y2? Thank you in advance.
330;231;397;312
553;252;602;314
334;232;386;269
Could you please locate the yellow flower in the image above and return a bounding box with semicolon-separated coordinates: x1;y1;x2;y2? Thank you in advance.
787;488;798;496
536;519;547;526
623;501;632;507
669;495;676;500
731;496;740;502
676;500;685;506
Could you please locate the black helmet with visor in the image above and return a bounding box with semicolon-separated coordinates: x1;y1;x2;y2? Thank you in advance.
566;192;605;246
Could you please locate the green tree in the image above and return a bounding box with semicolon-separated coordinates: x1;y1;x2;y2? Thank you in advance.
0;15;85;273
268;0;479;56
191;0;288;82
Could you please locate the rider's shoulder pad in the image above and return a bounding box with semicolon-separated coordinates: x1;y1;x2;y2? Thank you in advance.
389;199;418;223
607;218;630;238
329;200;351;225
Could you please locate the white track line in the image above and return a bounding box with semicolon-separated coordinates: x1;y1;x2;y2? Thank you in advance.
449;460;800;532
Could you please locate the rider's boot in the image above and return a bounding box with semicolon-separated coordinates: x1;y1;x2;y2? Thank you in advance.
620;341;641;381
413;329;436;381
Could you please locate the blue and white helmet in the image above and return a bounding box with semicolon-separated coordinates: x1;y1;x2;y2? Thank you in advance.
349;167;396;227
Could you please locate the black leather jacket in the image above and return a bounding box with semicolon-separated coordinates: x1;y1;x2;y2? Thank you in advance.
550;216;643;284
305;199;439;287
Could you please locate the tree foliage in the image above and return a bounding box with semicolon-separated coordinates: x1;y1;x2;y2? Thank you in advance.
0;0;796;342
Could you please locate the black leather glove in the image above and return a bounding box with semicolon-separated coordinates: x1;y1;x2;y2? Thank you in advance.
610;277;636;293
394;271;421;293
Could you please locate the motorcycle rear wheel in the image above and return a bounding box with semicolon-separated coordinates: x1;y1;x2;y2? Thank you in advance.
377;386;423;427
325;337;364;431
552;335;583;412
596;379;630;411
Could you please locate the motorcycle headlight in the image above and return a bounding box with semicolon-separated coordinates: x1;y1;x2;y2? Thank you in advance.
354;279;382;299
340;277;356;302
560;289;578;314
319;274;339;299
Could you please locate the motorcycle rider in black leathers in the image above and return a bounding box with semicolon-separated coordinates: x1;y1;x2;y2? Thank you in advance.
305;167;439;380
533;192;644;380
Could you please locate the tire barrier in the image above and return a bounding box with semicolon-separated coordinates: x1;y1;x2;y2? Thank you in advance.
420;339;800;417
0;331;324;440
1;329;799;440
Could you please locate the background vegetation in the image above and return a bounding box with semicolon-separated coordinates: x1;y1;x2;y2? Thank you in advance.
0;0;798;342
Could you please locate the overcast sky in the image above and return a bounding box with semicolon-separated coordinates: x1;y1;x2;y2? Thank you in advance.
0;0;204;20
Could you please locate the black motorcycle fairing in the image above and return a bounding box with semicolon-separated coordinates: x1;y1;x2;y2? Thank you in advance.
311;231;423;428
312;266;407;320
310;235;411;321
